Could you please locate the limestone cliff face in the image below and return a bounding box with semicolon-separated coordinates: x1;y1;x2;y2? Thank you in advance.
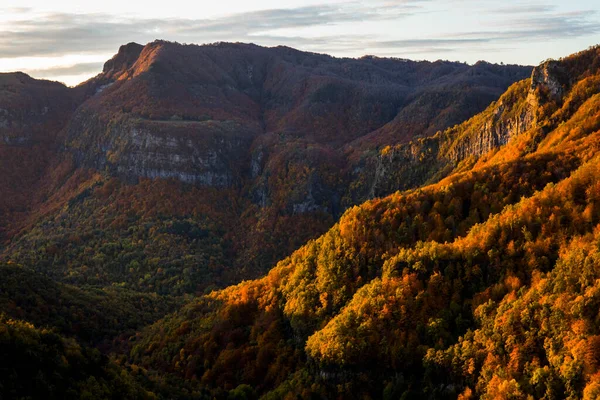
114;126;244;186
349;61;569;203
443;88;536;163
66;110;256;187
442;60;569;163
529;60;569;103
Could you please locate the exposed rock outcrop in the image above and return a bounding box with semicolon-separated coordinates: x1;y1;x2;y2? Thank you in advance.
530;60;570;102
66;110;256;187
443;59;569;163
349;60;572;202
101;42;144;80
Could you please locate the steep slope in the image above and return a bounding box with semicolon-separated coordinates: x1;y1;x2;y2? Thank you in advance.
347;53;595;201
127;46;600;398
1;41;530;295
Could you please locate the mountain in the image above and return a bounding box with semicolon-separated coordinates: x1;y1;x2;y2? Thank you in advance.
0;41;531;296
7;40;599;399
124;45;600;398
66;41;529;183
65;41;529;207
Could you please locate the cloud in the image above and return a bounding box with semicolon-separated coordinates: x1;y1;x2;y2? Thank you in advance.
0;1;597;59
371;38;492;49
451;9;600;43
494;4;556;14
0;0;599;84
22;62;104;78
506;10;600;38
0;2;426;59
358;6;600;54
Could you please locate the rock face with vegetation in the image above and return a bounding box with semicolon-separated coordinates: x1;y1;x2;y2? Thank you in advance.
350;58;574;201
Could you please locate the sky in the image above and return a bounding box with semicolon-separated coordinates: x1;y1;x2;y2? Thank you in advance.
1;0;600;86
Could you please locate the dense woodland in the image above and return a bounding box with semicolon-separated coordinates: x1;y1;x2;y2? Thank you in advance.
1;43;600;398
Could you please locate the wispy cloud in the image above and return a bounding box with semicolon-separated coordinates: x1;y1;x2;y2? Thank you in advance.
494;4;556;14
0;0;599;85
0;2;426;58
381;3;600;53
450;9;600;43
22;62;104;78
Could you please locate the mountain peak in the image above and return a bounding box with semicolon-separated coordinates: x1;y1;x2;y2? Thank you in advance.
530;59;569;102
102;42;144;79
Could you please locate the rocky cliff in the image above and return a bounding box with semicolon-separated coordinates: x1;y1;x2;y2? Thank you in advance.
350;59;572;201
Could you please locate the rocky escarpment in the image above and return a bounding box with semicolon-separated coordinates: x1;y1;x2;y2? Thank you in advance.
441;59;571;162
349;60;571;202
114;125;247;186
102;42;144;80
442;81;536;163
66;109;258;186
529;60;570;103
